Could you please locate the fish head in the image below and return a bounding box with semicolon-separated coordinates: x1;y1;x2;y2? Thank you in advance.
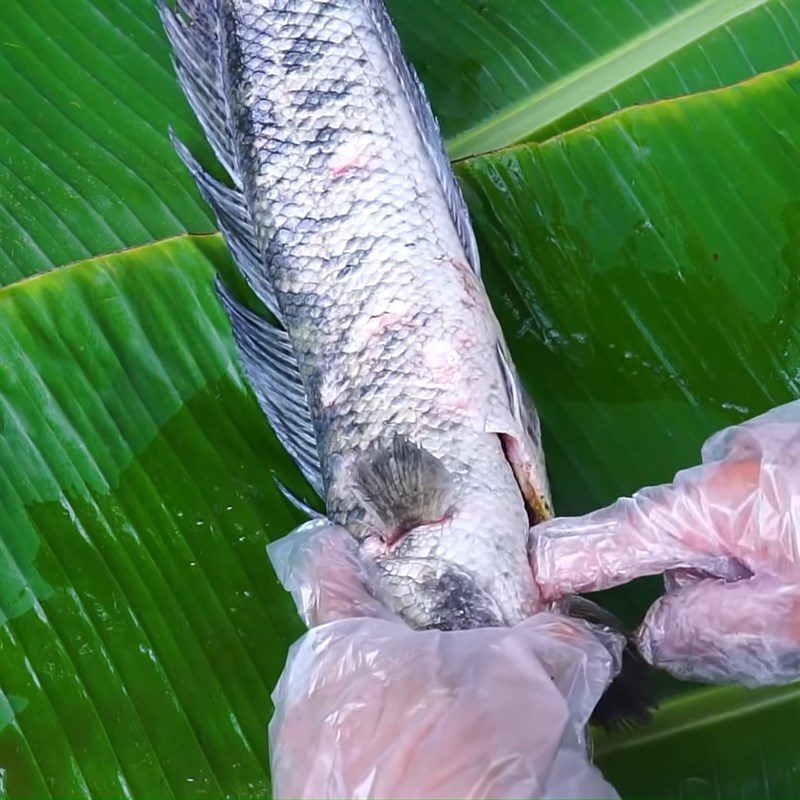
360;541;506;631
358;493;538;631
336;434;539;630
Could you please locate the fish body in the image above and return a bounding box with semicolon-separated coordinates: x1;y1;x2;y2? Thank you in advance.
162;0;657;729
161;0;552;630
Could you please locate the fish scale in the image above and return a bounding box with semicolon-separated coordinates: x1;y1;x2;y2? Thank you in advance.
161;0;552;631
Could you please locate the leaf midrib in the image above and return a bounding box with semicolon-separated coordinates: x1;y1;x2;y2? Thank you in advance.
445;0;767;159
0;233;221;296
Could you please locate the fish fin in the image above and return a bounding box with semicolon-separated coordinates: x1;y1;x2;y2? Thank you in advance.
163;2;322;499
172;134;282;320
494;343;553;521
366;0;480;274
594;641;658;732
158;0;239;183
275;478;324;519
558;595;658;732
216;279;324;495
353;435;454;538
496;342;543;454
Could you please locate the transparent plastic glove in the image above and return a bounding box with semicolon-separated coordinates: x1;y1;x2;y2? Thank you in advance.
534;401;800;686
267;521;623;799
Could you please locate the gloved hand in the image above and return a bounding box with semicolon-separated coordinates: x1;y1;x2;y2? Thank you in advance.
534;401;800;686
267;521;624;799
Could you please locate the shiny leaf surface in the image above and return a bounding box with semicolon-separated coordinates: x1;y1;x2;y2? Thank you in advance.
458;62;800;521
388;0;800;157
3;0;798;284
0;0;215;284
1;0;799;798
0;236;305;799
595;684;800;799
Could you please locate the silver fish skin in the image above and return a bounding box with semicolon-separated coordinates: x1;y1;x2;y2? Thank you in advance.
161;0;552;630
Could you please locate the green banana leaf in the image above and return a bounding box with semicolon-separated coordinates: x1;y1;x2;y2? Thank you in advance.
390;0;800;156
1;0;798;797
458;62;800;520
0;236;306;798
0;0;215;284
3;0;797;282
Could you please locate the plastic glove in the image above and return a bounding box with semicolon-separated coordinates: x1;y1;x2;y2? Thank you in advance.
267;521;624;799
533;401;800;686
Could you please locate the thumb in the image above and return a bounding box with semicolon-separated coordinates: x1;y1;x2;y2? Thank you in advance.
268;519;391;625
637;574;800;686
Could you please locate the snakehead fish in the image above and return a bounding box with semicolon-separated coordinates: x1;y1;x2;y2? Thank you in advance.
160;0;651;725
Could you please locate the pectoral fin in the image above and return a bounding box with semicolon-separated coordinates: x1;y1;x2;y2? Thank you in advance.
352;435;453;541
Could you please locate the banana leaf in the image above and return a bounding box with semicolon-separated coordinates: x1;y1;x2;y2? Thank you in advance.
0;0;215;284
1;1;798;797
3;0;797;282
391;0;800;156
0;236;306;797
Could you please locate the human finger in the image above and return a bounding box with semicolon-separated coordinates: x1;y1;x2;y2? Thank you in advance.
533;458;761;601
636;574;800;686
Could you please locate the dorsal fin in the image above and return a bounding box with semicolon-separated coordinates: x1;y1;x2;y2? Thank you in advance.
171;134;282;320
275;479;324;519
158;0;239;183
161;0;324;496
216;280;324;496
365;0;481;275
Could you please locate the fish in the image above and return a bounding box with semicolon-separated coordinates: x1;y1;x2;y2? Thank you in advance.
160;0;652;727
